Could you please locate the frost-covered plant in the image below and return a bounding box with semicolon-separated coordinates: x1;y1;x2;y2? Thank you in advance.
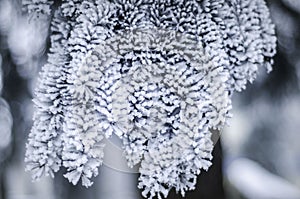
23;0;276;198
201;0;276;91
91;27;231;198
22;0;53;16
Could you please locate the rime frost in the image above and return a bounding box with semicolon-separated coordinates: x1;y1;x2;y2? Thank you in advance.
24;0;276;198
22;0;53;17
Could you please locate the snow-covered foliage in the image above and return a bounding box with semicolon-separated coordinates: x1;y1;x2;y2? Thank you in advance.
22;0;53;17
23;0;276;198
92;27;231;198
203;0;277;91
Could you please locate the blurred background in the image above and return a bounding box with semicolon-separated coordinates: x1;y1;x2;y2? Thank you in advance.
0;0;300;199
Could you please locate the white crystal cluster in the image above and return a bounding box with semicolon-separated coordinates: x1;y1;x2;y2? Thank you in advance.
23;0;53;17
23;0;276;198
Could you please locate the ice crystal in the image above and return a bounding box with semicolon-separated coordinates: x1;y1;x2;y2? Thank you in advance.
23;0;276;198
